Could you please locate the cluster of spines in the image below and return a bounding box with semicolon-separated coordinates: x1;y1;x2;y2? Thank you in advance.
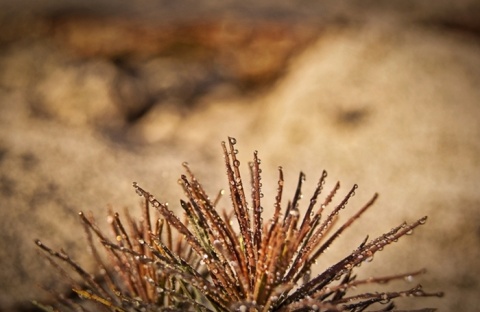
34;137;443;312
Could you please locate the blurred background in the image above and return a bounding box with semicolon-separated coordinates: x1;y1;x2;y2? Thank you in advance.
1;1;479;311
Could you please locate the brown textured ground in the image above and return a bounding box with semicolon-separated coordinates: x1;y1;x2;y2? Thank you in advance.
1;1;480;311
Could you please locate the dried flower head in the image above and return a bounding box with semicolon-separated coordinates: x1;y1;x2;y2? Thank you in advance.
34;137;443;311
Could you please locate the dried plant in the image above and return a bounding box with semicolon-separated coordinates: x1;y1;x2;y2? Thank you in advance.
34;137;443;311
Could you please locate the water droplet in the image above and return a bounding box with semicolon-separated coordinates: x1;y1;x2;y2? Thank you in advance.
406;229;414;235
365;251;374;262
239;305;247;312
229;137;237;145
234;160;240;167
405;275;414;282
379;293;389;304
135;189;143;196
419;217;427;224
138;239;145;245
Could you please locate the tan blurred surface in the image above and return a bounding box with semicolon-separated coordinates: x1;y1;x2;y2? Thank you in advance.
1;1;480;311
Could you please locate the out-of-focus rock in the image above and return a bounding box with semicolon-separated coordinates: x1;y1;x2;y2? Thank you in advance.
49;14;318;86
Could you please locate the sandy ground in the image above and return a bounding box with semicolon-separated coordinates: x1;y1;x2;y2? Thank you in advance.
1;1;480;311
